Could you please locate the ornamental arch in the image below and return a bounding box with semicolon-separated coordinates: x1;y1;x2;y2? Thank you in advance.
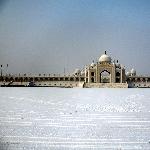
100;70;111;83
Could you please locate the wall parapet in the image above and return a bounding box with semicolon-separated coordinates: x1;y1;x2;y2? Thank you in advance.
84;83;128;88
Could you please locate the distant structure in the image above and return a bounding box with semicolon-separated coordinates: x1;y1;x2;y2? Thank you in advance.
126;68;150;88
0;51;150;88
84;51;127;88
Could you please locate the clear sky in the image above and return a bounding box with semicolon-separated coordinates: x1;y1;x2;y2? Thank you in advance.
0;0;150;75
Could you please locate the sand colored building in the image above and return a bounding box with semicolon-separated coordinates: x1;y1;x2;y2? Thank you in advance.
85;51;126;83
0;51;150;88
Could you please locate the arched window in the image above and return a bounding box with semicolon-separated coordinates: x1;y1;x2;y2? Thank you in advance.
50;78;53;81
0;77;4;81
15;77;18;82
91;72;94;76
100;70;110;83
29;78;33;82
5;77;9;82
75;77;79;81
80;77;84;81
20;77;23;82
45;77;48;81
40;77;43;81
54;78;58;81
34;77;38;81
24;77;28;82
70;77;74;81
60;77;63;81
65;77;68;81
10;77;14;81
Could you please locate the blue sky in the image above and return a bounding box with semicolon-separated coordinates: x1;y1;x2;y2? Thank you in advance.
0;0;150;75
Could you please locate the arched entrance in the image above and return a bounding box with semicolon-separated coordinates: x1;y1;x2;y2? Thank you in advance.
100;70;111;83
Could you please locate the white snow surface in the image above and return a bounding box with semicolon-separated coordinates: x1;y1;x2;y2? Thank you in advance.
0;88;150;150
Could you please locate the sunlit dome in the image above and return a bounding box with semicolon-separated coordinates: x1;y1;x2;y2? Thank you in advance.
99;51;111;63
74;69;80;74
130;68;136;74
126;72;131;76
90;61;95;67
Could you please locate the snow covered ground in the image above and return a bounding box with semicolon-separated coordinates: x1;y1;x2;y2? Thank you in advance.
0;88;150;150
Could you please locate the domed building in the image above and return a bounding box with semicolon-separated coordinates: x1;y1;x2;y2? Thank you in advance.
126;72;131;77
84;51;127;87
130;68;136;76
1;50;150;88
74;68;81;76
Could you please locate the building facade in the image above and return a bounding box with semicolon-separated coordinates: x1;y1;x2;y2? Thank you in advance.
0;51;149;88
85;51;126;84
